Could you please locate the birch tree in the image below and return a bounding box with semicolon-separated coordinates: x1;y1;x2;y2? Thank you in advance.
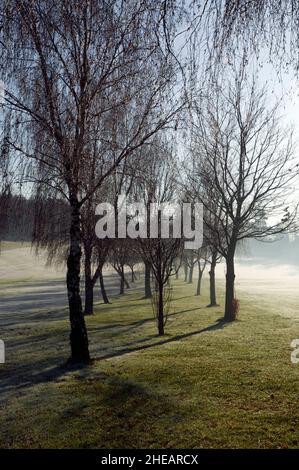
0;0;183;363
191;73;297;321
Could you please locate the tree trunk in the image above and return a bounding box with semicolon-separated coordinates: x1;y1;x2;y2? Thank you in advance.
224;247;236;322
84;243;93;315
99;267;109;304
131;267;136;282
124;275;130;289
208;252;218;307
196;265;203;296
67;199;90;363
117;264;129;294
188;263;194;283
120;270;125;295
157;282;164;336
144;261;152;298
84;278;94;315
184;262;188;282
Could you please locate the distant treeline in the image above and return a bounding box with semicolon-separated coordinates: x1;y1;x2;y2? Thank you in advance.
0;194;69;243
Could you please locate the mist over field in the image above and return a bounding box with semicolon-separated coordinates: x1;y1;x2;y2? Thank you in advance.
2;239;299;281
1;241;299;319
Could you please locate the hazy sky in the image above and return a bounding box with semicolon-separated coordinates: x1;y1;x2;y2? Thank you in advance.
247;54;299;144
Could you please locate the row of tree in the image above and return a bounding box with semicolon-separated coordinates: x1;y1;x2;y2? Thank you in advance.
0;1;298;364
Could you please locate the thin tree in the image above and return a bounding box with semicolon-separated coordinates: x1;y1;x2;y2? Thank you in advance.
195;247;208;296
191;71;297;321
134;138;183;335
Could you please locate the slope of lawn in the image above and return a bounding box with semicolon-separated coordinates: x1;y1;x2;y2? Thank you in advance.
1;276;299;448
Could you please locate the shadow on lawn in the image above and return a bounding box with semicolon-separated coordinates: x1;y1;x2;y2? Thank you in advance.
89;306;208;337
0;272;136;320
97;376;178;448
54;372;178;448
0;318;227;402
95;318;228;362
0;352;94;404
0;276;226;408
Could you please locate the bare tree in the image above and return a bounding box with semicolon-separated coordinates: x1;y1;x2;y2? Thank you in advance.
211;1;299;73
142;235;182;335
182;255;189;282
191;71;297;321
0;111;25;248
185;249;196;284
95;239;111;305
195;247;208;296
206;246;221;307
110;239;131;295
143;259;152;299
133;137;183;335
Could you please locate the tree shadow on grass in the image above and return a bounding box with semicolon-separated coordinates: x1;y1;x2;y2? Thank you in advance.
95;319;228;362
0;318;228;404
98;377;178;448
52;373;180;449
0;353;95;405
89;306;205;337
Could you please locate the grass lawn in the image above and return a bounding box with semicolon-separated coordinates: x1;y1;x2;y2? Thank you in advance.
1;277;299;448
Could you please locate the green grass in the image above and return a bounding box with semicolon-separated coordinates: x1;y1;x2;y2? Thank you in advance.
1;278;299;448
